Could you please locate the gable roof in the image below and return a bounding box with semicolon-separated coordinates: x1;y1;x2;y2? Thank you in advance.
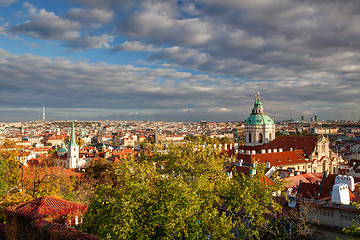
297;182;320;198
283;172;323;188
7;196;87;220
265;136;318;156
236;150;307;167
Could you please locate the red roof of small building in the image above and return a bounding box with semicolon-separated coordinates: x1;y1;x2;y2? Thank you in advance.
283;172;323;188
237;150;307;167
265;136;318;156
297;182;320;198
7;196;87;220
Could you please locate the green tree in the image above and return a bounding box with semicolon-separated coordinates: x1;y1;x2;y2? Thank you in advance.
0;160;8;198
82;143;235;239
85;158;112;184
82;142;287;239
0;142;31;222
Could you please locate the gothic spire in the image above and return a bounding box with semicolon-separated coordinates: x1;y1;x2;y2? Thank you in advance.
69;119;78;147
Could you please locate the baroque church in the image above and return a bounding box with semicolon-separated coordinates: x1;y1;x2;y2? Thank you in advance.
238;94;343;174
244;93;275;146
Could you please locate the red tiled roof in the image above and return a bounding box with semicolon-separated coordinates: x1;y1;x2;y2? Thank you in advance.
7;196;87;220
317;174;337;200
265;136;318;156
283;172;323;188
226;165;250;176
237;150;307;167
300;174;360;201
298;182;320;198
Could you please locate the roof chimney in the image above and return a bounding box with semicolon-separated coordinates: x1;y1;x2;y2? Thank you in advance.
267;149;272;153
332;184;350;205
273;149;277;153
279;148;283;152
251;150;256;154
261;149;266;154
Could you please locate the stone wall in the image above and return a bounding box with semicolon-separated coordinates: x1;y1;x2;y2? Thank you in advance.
301;203;360;230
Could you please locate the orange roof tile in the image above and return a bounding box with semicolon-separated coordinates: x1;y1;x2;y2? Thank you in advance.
237;150;307;167
7;196;87;220
265;136;318;156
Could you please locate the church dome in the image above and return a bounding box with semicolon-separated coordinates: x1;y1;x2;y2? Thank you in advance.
58;147;67;152
245;95;274;125
245;114;274;125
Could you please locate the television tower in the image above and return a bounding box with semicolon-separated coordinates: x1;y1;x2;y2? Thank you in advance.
42;104;46;122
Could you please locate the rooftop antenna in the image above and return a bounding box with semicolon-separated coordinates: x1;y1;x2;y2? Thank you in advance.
42;104;46;122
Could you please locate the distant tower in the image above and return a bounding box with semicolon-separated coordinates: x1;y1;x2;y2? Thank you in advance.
67;120;79;168
244;93;275;146
42;104;46;122
301;115;305;122
314;114;319;122
154;130;159;144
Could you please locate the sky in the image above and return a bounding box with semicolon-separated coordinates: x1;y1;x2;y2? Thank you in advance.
0;0;359;122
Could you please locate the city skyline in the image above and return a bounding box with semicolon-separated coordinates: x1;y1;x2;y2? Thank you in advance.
0;0;359;122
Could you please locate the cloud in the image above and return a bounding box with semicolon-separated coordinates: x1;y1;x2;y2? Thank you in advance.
2;1;360;121
111;0;360;82
112;41;161;52
64;34;114;50
116;1;212;46
7;2;114;50
9;9;82;40
0;49;359;121
68;0;138;11
65;8;114;27
0;0;15;7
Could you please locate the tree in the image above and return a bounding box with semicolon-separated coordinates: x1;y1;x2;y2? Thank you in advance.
84;158;112;184
0;141;88;222
343;202;360;238
0;142;30;222
0;159;9;198
76;138;85;146
81;142;287;239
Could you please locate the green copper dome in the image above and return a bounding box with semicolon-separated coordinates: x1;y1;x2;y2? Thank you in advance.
58;147;67;152
245;95;274;125
245;114;274;125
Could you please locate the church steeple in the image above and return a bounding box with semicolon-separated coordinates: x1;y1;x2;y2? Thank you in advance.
67;119;79;169
252;92;264;115
69;120;78;147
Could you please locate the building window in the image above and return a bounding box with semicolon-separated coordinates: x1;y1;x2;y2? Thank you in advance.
249;133;252;143
259;133;263;143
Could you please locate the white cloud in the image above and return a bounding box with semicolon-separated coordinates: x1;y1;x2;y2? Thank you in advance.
66;8;114;26
2;1;360;121
0;0;15;7
112;41;161;52
0;49;359;121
